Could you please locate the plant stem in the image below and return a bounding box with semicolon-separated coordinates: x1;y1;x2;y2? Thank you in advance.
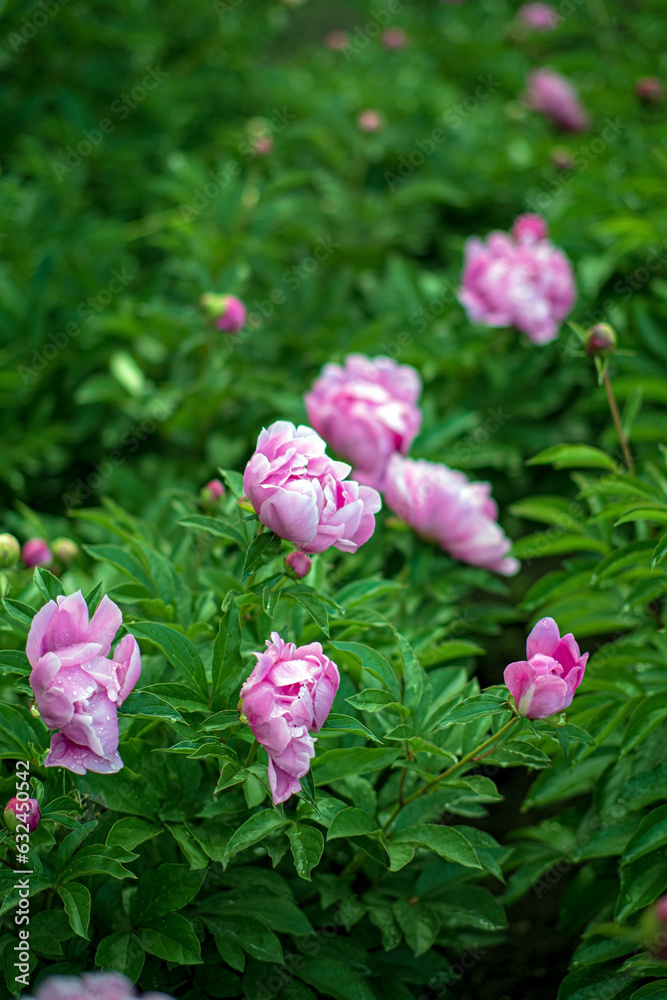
382;716;519;831
603;364;634;475
244;740;258;767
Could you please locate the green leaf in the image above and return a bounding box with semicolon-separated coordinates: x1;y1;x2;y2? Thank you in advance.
286;824;324;880
431;695;510;731
395;632;424;712
206;914;283;964
178;514;246;546
33;566;64;601
615;852;667;920
327;808;380;840
623;805;667;865
311;747;401;785
630;984;667;999
134;865;205;923
651;531;667;569
392;900;440;958
223;810;287;863
95;932;145;980
61;845;137;883
242;531;281;579
120;690;185;724
527;444;618;472
614;505;667;527
107;817;162;851
0;703;47;758
419;640;485;666
83;544;154;591
284;585;330;636
391;824;482;869
57;882;91;939
129;621;208;702
296;957;377;1000
345;689;400;712
137;913;202;965
330;642;400;699
621;694;667;754
211;600;243;710
1;598;37;628
436;885;508;930
319;713;382;743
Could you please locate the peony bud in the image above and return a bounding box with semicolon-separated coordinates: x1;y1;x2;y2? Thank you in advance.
381;27;408;49
0;533;20;569
22;538;52;568
326;30;349;50
585;323;616;357
200;293;247;334
200;479;225;510
285;551;311;579
51;537;80;563
504;617;588;719
635;77;664;104
357;109;384;133
4;796;40;834
511;213;548;243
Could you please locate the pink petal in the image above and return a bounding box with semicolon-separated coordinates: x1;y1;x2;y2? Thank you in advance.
522;674;570;718
89;594;123;656
526;617;561;658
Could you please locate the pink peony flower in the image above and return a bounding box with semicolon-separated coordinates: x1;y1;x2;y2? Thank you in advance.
285;550;312;578
383;455;519;576
20;971;175;1000
4;797;40;833
382;27;408;49
524;68;589;132
216;295;246;333
22;538;52;568
240;632;339;804
305;354;422;491
27;591;141;774
325;30;349;50
504;617;588;719
357;109;384;132
518;3;559;29
243;421;381;555
459;215;575;344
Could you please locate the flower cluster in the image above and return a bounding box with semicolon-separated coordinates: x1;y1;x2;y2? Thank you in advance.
243;420;382;555
21;972;174;1000
459;213;576;344
27;591;141;774
240;632;340;804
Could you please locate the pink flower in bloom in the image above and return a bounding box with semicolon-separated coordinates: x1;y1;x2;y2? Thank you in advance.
504;617;588;719
4;797;40;833
285;550;312;578
459;215;575;344
243;421;381;555
524;68;589;132
518;3;559;29
358;109;384;132
325;30;349;50
216;295;247;333
22;538;52;568
26;591;141;774
240;632;339;804
383;455;519;576
382;27;408;49
305;354;422;490
20;972;175;1000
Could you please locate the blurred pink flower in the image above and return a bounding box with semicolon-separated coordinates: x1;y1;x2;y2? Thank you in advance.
305;354;422;490
22;538;52;568
240;632;339;803
382;27;408;49
243;421;381;555
459;215;575;344
21;972;174;1000
4;796;40;833
325;30;349;50
518;3;559;29
285;550;312;578
201;478;225;508
253;136;273;156
511;213;548;243
504;617;588;718
27;591;141;774
524;68;589;132
383;455;519;576
216;295;247;332
635;77;664;104
358;109;384;132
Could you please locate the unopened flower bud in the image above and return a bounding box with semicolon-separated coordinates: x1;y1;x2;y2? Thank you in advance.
200;479;225;510
382;27;408;49
635;77;664;104
357;109;384;133
4;797;41;834
200;293;247;333
325;30;349;50
585;323;617;357
51;538;79;563
285;551;311;579
22;538;52;568
0;533;20;569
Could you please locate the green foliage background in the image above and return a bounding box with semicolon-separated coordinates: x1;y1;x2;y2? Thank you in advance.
1;0;667;998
